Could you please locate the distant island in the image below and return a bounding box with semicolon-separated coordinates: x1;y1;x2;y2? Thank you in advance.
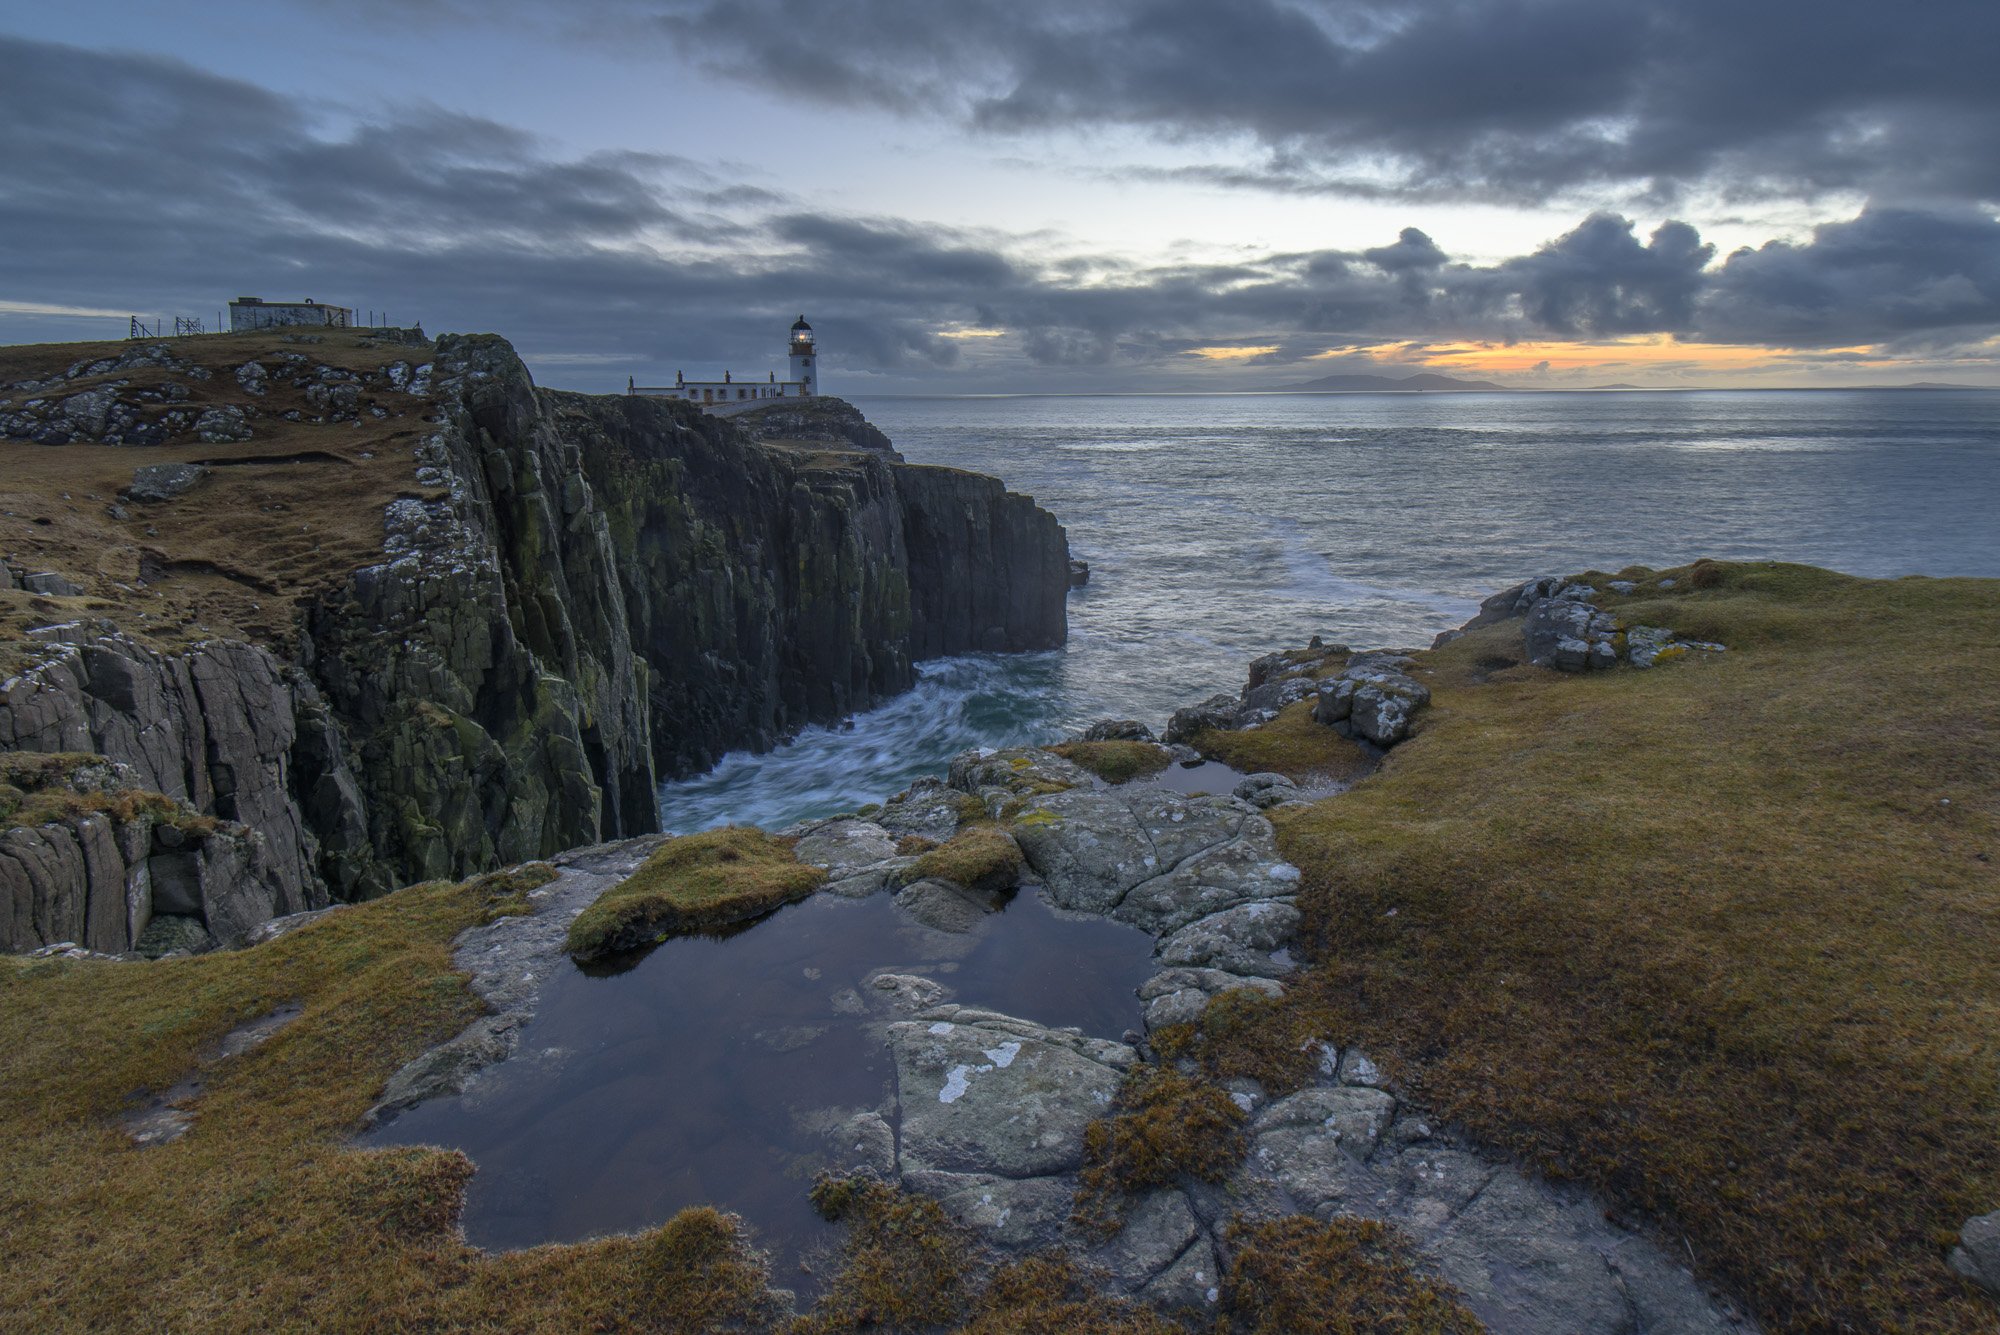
1264;374;1993;394
1270;371;1510;392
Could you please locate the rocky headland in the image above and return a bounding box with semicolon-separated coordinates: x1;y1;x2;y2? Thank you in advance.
0;329;1069;954
0;342;1993;1335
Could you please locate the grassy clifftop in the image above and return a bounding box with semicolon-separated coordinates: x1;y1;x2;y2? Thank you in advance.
0;328;437;669
1205;562;2000;1330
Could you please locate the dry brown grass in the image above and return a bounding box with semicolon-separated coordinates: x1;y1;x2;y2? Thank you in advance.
1223;1215;1482;1334
1074;1065;1247;1233
0;328;439;668
797;1177;1185;1335
1231;561;2000;1331
793;1176;977;1334
0;863;794;1333
959;1256;1181;1335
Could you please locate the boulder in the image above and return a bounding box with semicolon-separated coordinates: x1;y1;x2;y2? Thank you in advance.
1951;1209;2000;1295
1232;772;1299;809
1081;718;1156;743
888;1012;1133;1179
1626;624;1727;669
1312;653;1430;746
873;777;970;841
1164;693;1242;744
791;818;901;874
1009;787;1249;917
127;463;210;504
1523;596;1620;672
946;747;1092;798
20;571;83;596
193;404;253;442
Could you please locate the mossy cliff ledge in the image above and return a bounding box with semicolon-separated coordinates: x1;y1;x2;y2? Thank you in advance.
0;331;1068;952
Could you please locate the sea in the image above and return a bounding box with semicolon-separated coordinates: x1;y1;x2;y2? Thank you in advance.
656;390;2000;832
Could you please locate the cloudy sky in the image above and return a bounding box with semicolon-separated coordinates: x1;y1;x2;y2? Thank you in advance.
3;1;1997;391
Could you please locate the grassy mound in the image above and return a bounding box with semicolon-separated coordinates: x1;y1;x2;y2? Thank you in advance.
1229;562;2000;1331
907;824;1025;890
1189;699;1379;785
565;826;825;962
1047;740;1173;783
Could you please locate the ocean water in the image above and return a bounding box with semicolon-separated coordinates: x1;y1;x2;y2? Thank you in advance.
658;390;2000;831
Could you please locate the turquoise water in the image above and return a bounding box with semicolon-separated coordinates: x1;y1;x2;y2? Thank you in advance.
657;390;2000;831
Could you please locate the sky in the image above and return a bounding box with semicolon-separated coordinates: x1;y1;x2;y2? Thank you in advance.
2;0;1998;392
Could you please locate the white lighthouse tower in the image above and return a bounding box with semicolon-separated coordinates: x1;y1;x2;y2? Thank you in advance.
788;315;818;397
628;315;821;414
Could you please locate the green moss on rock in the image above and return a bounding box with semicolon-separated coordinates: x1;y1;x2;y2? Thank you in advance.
1047;740;1173;783
907;824;1024;891
565;827;823;961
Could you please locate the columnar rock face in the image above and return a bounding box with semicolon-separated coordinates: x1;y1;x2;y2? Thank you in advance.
0;334;1070;949
898;465;1071;658
0;637;351;911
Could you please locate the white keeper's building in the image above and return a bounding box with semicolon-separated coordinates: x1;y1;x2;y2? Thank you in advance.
629;316;819;416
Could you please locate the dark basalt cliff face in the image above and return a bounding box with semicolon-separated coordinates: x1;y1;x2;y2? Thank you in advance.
0;334;1068;950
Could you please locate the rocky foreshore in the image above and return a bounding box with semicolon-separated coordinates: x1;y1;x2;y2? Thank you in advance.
362;587;1759;1332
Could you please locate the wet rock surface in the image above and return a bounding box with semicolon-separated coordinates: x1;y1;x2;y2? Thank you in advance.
365;837;664;1124
805;749;1741;1331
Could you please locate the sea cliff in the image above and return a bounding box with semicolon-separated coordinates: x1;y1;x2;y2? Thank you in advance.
0;330;1068;951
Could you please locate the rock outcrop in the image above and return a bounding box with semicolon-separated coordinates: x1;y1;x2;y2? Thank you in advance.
1440;572;1728;673
1310;651;1431;746
1164;643;1431;751
0;754;305;955
0;333;1070;950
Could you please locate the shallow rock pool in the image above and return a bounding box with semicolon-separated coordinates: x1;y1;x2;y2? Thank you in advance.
362;885;1157;1288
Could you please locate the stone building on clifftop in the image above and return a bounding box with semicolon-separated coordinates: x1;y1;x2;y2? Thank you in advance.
227;296;354;331
629;315;820;416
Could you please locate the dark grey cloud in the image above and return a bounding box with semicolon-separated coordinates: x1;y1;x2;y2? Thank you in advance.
2;35;1996;390
1504;215;1713;336
1364;229;1448;274
632;0;2000;206
1698;207;2000;347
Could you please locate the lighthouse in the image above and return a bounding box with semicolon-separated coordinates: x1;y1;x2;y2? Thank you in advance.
628;315;821;414
789;315;817;397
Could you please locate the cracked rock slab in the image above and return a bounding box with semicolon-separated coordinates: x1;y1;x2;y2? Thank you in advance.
888;1013;1133;1179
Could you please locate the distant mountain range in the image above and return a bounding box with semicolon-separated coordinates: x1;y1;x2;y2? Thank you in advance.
1270;371;1510;393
